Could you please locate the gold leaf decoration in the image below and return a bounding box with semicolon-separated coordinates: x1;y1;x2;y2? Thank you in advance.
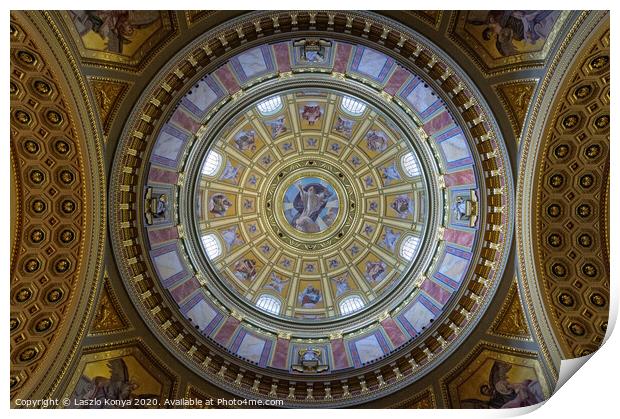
89;273;129;334
390;387;436;408
489;280;531;340
494;80;537;143
88;78;129;136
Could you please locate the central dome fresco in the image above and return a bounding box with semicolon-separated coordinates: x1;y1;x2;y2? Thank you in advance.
192;88;430;323
109;11;513;406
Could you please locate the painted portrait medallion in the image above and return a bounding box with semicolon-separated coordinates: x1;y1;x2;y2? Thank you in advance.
283;177;339;234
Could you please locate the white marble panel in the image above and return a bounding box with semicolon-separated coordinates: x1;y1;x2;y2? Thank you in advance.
186;299;218;329
186;80;218;112
237;333;266;363
238;47;268;77
153;131;184;160
438;252;468;281
439;133;470;162
153;250;184;280
358;48;388;78
403;300;434;332
406;84;437;113
355;334;384;364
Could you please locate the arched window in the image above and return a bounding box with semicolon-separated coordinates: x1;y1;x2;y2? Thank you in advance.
339;295;365;315
256;294;281;315
201;150;222;176
340;95;367;116
400;236;420;261
201;233;222;259
401;152;421;177
256;96;283;115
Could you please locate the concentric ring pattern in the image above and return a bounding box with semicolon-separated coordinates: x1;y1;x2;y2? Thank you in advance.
109;11;513;405
193;88;430;322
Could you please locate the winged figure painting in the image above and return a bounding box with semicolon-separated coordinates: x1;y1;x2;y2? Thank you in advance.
70;358;159;408
460;360;544;409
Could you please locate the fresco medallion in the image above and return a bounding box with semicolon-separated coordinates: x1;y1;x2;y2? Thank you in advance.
283;177;339;234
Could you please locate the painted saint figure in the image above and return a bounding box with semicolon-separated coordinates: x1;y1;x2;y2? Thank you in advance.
233;130;257;152
365;130;389;152
461;360;545;409
468;11;560;56
233;258;257;282
291;182;333;233
365;261;387;283
301;105;323;125
390;195;413;218
265;116;287;138
334;116;354;138
70;11;160;54
208;193;233;217
453;196;468;220
70;358;158;408
298;285;322;307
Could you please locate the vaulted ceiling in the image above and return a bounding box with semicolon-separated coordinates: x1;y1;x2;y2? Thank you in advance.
10;10;609;408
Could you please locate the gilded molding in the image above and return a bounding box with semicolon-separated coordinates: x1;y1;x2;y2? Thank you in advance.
516;11;608;371
108;10;513;406
88;272;131;336
493;78;538;144
10;11;106;403
488;278;532;341
87;77;131;138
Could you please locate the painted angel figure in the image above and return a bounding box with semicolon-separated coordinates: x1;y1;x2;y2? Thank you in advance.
469;11;559;56
460;360;545;409
70;358;158;408
292;182;332;233
267;272;289;294
301;105;322;125
332;275;351;296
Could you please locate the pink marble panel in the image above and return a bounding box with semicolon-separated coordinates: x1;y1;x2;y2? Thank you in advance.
170;106;201;134
214;65;240;94
273;42;291;72
383;67;410;96
170;276;200;303
444;168;475;187
381;318;407;347
420;278;452;306
213;317;241;346
331;338;351;370
444;228;475;248
270;338;290;370
423;110;452;135
333;43;352;73
147;226;179;246
148;166;179;184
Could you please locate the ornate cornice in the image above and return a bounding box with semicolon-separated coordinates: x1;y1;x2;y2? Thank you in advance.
516;11;609;369
108;11;513;406
10;11;106;403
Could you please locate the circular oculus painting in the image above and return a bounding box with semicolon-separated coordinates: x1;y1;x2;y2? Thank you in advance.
283;177;339;234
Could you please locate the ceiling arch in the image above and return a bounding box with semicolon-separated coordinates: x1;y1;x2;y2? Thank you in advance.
9;9;610;409
108;11;513;406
